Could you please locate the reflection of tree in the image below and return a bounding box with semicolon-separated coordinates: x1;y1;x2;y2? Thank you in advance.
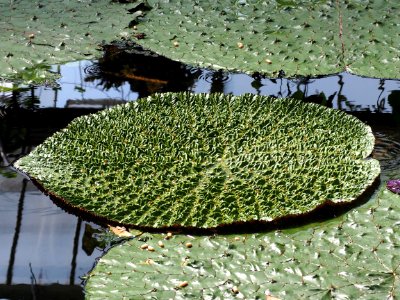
69;218;82;285
81;223;131;255
334;75;362;112
388;90;400;123
81;224;104;256
6;179;27;285
85;42;201;98
288;76;336;108
0;106;100;161
209;71;224;94
251;73;264;95
0;87;39;110
375;79;386;113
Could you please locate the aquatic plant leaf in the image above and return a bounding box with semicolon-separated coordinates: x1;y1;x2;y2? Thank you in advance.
4;64;61;85
85;185;400;299
128;0;400;78
2;0;399;80
342;1;400;79
14;92;379;229
133;0;342;77
0;0;136;82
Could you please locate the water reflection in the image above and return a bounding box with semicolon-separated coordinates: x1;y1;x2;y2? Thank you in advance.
0;138;106;299
0;172;107;296
85;43;202;99
1;42;399;115
389;90;400;122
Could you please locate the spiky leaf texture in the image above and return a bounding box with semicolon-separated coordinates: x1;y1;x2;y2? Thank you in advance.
85;185;400;300
131;0;400;78
14;92;379;229
0;0;135;82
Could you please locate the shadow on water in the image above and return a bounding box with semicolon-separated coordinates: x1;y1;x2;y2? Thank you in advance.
1;42;400;299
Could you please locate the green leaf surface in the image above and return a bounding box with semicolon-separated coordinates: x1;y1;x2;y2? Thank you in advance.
130;0;400;78
342;1;400;78
14;92;379;229
85;183;400;299
1;0;399;80
0;0;136;82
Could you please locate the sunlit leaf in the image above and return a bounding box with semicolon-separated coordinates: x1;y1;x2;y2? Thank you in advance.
0;0;136;83
108;225;133;238
14;92;379;229
130;0;400;78
85;184;400;299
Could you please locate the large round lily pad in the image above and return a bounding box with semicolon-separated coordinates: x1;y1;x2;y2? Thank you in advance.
14;92;380;229
84;185;400;299
131;0;400;78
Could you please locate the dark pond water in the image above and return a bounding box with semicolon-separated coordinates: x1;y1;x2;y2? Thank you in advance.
1;45;400;299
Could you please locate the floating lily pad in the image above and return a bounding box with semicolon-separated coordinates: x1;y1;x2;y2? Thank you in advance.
85;184;400;299
0;0;136;82
14;92;380;229
342;1;400;78
1;0;399;81
131;0;400;78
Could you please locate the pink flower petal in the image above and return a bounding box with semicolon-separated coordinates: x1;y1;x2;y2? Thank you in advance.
387;179;400;194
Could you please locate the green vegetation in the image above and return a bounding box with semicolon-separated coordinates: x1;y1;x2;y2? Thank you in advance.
0;0;135;82
85;184;400;299
15;92;379;229
132;0;400;78
1;0;399;81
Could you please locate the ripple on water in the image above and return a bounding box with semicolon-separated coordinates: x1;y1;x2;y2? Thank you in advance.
372;131;400;176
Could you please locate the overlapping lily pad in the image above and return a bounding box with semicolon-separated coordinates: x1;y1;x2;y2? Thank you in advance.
0;0;135;82
1;0;399;81
14;92;379;229
131;0;400;78
342;1;400;78
84;184;400;299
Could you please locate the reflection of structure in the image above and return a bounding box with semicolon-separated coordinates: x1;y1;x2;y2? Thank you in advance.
85;41;202;98
6;178;27;285
0;283;83;299
0;108;105;299
0;170;103;299
0;108;99;155
0;169;88;299
65;98;126;109
0;85;40;110
388;90;400;123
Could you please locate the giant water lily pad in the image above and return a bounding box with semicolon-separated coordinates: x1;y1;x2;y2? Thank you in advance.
14;93;379;229
84;184;400;299
342;1;400;77
131;0;400;78
1;1;400;82
0;0;135;81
